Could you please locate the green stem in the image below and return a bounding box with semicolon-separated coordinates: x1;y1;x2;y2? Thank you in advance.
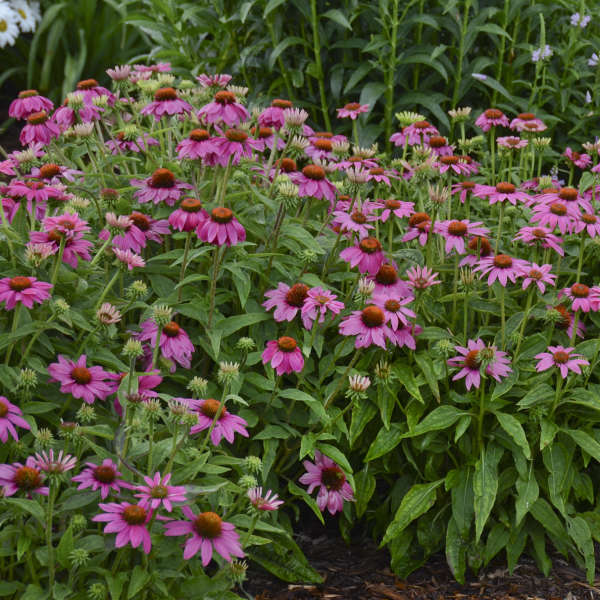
207;246;223;329
495;201;505;254
310;0;332;131
89;234;113;268
323;349;362;411
4;303;20;366
550;374;563;417
514;287;534;358
151;324;163;369
242;513;260;548
50;237;67;287
94;269;121;312
500;285;506;350
46;481;57;592
177;232;193;302
477;380;486;454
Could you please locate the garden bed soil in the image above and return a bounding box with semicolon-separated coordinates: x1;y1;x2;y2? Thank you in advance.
246;534;600;600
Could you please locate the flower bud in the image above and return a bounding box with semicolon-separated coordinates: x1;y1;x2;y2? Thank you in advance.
187;376;208;398
243;456;262;474
151;304;173;327
122;339;144;360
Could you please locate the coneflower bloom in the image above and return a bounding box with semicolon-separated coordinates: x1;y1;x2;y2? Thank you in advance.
0;277;52;310
339;305;395;349
434;155;474;176
263;282;309;322
472;182;531;205
0;396;30;442
53;95;102;130
332;205;376;239
459;236;493;267
248;487;284;511
434;220;490;254
134;62;171;74
176;129;218;161
535;346;589;378
365;167;398;186
259;99;293;129
564;147;592;169
92;503;152;554
373;198;414;222
299;451;354;515
451;181;477;204
138;320;194;370
33;450;77;474
198;90;249;126
291;165;337;203
509;112;546;132
112;212;170;254
475;108;509;132
337;102;369;120
189;398;249;445
406;265;441;290
112;371;162;416
447;339;512;390
131;168;193;206
134;472;187;512
305;137;336;161
427;135;453;156
535;187;592;213
550;305;585;339
113;248;146;270
197;207;246;246
29;162;82;184
105;132;159;154
474;254;529;286
0;457;48;497
390;120;439;146
196;73;231;87
164;507;244;564
514;226;564;256
75;78;115;105
340;237;386;275
250;126;285;152
213;128;262;165
574;212;600;237
141;87;192;121
168;198;208;232
559;283;600;313
72;459;129;498
9;90;53;120
20;110;60;145
372;294;415;329
519;263;556;293
48;355;115;404
335;155;378;171
262;337;304;375
369;263;413;297
497;136;528;150
402;212;431;246
97;303;121;325
301;287;344;330
530;202;579;234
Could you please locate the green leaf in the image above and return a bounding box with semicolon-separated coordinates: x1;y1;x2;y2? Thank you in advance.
288;481;324;525
445;517;466;584
540;419;558;450
4;498;45;525
382;480;444;545
349;400;377;447
392;363;424;403
56;525;74;569
322;8;351;29
127;565;150;598
473;444;503;542
414;353;440;401
484;523;510;566
268;36;309;70
451;467;474;535
542;443;569;515
530;498;566;540
471;73;513;102
317;443;352;474
343;62;372;94
517;383;554;410
105;573;128;600
567;517;595;583
515;467;539;526
354;468;376;518
494;412;530;459
403;405;468;438
0;582;20;597
278;388;328;422
263;0;286;17
215;312;270;338
563;428;600;463
365;423;403;461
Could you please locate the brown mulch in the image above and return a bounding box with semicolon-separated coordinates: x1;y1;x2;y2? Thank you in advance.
244;534;600;600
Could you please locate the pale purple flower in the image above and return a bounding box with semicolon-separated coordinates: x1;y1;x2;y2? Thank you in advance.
336;102;369;120
372;293;415;329
198;90;249;126
472;182;531;206
138;320;194;370
248;487;283;511
530;201;579;235
20;111;60;146
262;337;304;375
301;287;344;330
509;113;547;132
513;226;564;256
168;198;208;232
130;168;192;206
447;339;512;390
113;248;146;270
559;283;600;313
290;165;337;203
0;396;30;443
564;147;592;169
33;450;77;474
0;276;52;310
519;263;556;294
72;458;129;499
406;265;441;290
0;457;48;497
390;121;439;146
189;398;249;445
263;282;309;322
140;87;192;121
535;346;589;378
373;198;414;222
9;90;53;120
92;503;152;554
196;73;232;88
473;254;529;286
197;207;246;246
135;472;187;512
434;219;490;254
339;237;386;275
475;108;509;132
339;305;395;349
48;355;115;404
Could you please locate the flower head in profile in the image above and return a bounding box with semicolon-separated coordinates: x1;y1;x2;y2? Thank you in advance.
402;212;431;246
134;472;187;512
247;487;284;511
0;276;52;310
138;320;194;371
339;305;395;349
189;398;249;445
262;337;304;375
339;237;386;275
434;219;490;254
92;503;152;554
514;226;564;256
509;112;546;132
197;207;246;247
198;90;249;126
33;450;77;474
299;451;354;515
164;507;244;564
301;287;344;330
263;282;309;322
474;254;529;287
9;89;53;120
113;248;146;270
140;87;193;121
0;457;48;497
336;102;369;120
563;147;592;169
131;168;192;207
473;182;530;206
535;346;589;378
291;164;337;203
474;108;509;132
447;339;512;390
406;265;441;290
559;283;600;313
0;396;30;443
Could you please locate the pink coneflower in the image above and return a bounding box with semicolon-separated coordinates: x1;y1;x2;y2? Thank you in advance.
197;207;246;246
459;236;493;268
372;294;415;329
339;305;395;349
551;304;585;339
519;263;556;293
6;178;62;208
197;73;232;88
535;346;589;378
43;212;90;237
299;451;354;515
560;283;600;313
250;126;285;152
373;198;414;222
141;87;192;121
291;165;337;203
259;99;292;129
513;226;564;256
176;129;218;161
29;162;82;184
301;287;344;330
304;139;335;163
262;337;304;375
402;212;431;246
530;202;578;234
473;182;531;205
434;155;474;176
48;355;115;404
369;263;412;297
509;112;546;132
189;398;249;445
0;276;52;310
0;457;48;497
391;323;421;350
406;265;441;290
475;108;509;132
131;168;193;206
9;90;53;120
33;450;77;474
332;205;376;239
92;503;152;554
112;211;170;254
427;135;453;156
106;65;132;81
434;220;490;254
134;472;186;512
113;248;146;270
198;90;249;126
447;339;512;390
0;396;30;442
339;237;386;275
564;147;591;169
112;371;163;417
365;167;398;186
337;102;369;119
248;487;283;511
474;254;529;286
20;110;60;146
575;212;600;237
72;459;129;498
52;96;102;131
497;136;528;150
536;187;592;213
263;282;309;322
451;181;477;204
134;62;171;73
138;320;194;370
213;128;262;165
105;132;159;154
0;159;16;177
168;198;208;232
75;79;115;105
164;507;244;564
97;303;121;325
390;120;439;146
335;156;378;171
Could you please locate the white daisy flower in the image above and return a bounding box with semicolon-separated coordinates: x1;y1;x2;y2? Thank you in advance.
0;3;19;48
13;1;41;33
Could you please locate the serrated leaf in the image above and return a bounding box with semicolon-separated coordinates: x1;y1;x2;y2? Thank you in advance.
515;467;539;526
494;412;530;459
473;444;503;542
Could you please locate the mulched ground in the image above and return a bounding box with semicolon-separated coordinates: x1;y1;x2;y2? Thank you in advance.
245;533;600;600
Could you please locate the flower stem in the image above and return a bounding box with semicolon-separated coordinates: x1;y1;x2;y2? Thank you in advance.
309;0;331;131
477;380;486;454
4;303;21;366
550;374;563;417
495;201;504;254
207;246;222;328
50;237;66;288
514;287;534;358
324;348;362;411
94;269;121;312
46;481;57;592
177;232;193;302
500;285;506;350
242;512;260;548
151;324;164;369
